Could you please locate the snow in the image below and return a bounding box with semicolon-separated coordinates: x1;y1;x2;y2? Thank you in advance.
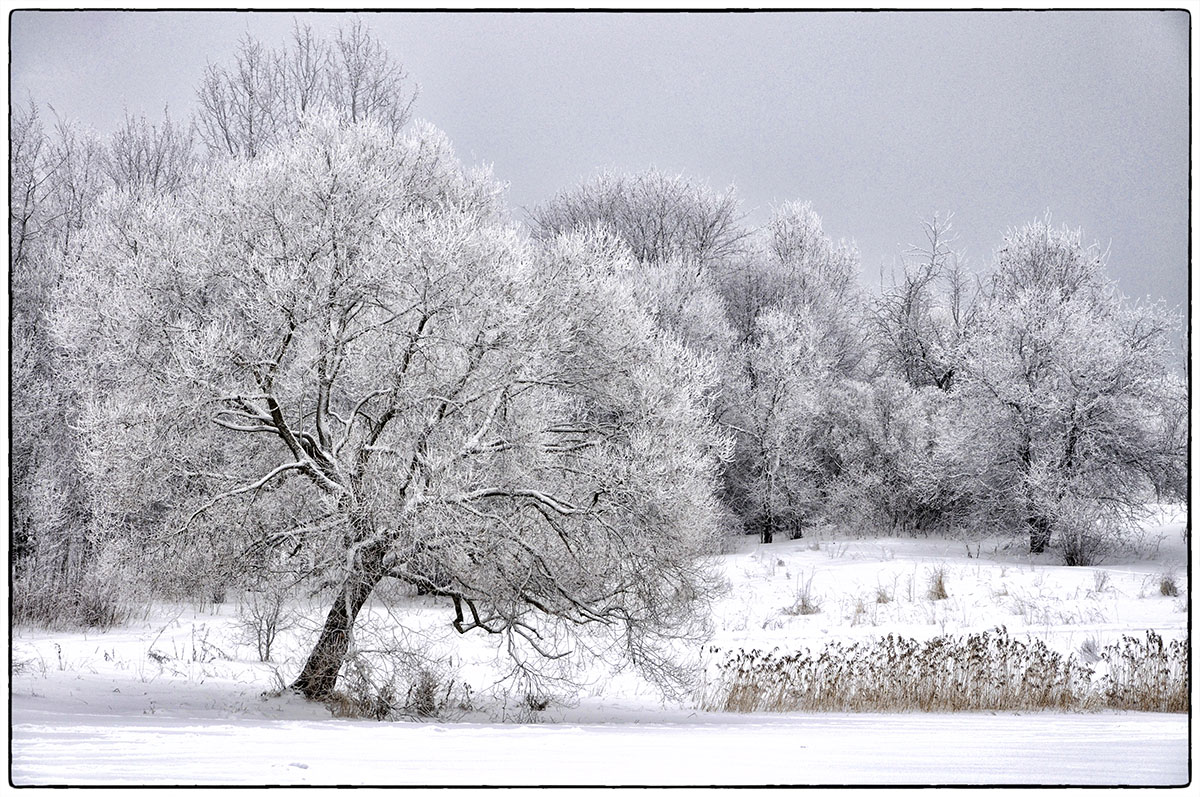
12;708;1187;786
10;505;1189;786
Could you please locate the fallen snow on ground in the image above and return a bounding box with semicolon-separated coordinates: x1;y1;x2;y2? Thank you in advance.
9;505;1189;786
12;705;1186;786
709;505;1189;657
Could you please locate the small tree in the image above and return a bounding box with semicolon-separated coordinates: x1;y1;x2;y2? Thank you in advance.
721;202;871;542
873;214;975;392
11;102;145;624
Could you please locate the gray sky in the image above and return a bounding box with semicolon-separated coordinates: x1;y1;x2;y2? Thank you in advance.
9;10;1190;308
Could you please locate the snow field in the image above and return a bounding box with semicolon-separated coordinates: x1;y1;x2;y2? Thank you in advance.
10;505;1189;785
708;510;1188;660
12;710;1186;786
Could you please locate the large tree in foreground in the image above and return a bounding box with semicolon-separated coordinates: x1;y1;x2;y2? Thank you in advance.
52;115;728;699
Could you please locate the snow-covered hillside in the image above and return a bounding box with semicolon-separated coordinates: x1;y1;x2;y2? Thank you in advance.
10;505;1188;786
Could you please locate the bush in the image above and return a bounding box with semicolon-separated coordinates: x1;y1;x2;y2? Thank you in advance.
235;580;298;663
1058;525;1111;567
327;649;470;721
1054;507;1140;567
13;566;130;630
703;628;1187;714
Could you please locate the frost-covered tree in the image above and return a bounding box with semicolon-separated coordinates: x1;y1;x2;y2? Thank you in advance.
959;220;1182;557
1145;372;1188;503
840;217;984;537
11;103;130;624
723;202;871;541
51;116;728;699
103;108;196;193
719;201;862;353
813;376;978;536
529;168;747;535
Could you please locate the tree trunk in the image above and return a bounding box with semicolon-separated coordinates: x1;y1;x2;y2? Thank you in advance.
291;542;387;700
1028;515;1052;554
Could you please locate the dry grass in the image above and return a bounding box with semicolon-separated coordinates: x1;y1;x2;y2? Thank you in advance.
782;571;822;616
1101;631;1189;712
927;568;950;601
703;628;1188;714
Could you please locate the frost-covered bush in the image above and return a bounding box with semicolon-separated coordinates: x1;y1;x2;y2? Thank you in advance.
12;538;136;630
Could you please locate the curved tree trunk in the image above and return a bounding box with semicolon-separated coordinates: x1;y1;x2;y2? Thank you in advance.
291;540;387;700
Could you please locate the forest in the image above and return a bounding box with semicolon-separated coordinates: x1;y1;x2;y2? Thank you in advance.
11;21;1188;712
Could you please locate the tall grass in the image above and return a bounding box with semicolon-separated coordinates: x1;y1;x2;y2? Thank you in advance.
1101;632;1189;712
703;628;1187;714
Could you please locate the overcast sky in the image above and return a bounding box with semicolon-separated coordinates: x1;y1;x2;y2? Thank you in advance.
9;10;1190;308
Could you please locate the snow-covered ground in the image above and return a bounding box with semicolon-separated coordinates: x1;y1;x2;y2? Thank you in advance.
10;505;1189;786
12;707;1186;786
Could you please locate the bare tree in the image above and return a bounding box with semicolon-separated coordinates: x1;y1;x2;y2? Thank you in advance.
529;169;746;273
874;214;976;391
103;108;196;193
196;20;415;159
328;20;416;130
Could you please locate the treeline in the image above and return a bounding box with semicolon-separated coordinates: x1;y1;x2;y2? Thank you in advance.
532;172;1186;550
10;22;1186;696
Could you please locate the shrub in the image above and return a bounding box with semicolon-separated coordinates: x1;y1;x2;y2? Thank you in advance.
1055;509;1132;567
13;567;130;630
1059;528;1110;567
235;581;298;663
328;649;469;721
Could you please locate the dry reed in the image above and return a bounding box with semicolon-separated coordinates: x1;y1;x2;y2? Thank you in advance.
703;628;1187;714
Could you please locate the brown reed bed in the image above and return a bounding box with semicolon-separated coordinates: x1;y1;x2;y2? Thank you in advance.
702;628;1187;714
